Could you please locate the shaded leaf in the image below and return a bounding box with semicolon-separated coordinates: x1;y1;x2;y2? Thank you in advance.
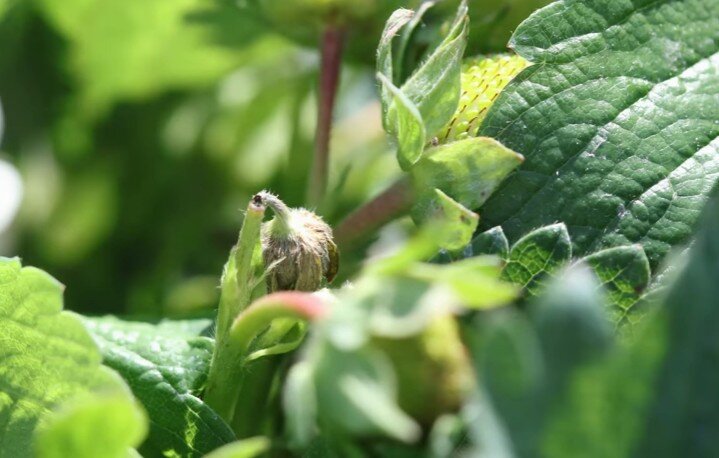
501;223;571;294
582;245;651;325
470;226;510;259
83;317;235;457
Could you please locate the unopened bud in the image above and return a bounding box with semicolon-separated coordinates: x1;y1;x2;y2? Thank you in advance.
255;191;339;292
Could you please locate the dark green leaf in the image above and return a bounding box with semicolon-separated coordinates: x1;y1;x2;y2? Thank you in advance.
466;265;612;457
582;245;651;325
480;0;719;268
501;223;571;294
469;226;510;259
83;317;235;457
637;188;719;457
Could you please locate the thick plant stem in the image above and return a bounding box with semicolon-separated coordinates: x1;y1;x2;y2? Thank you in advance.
334;177;415;248
307;25;345;208
204;292;327;424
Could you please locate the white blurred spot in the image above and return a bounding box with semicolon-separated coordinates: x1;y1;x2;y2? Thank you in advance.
0;159;23;233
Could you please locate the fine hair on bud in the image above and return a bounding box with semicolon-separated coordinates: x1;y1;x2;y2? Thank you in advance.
254;191;338;293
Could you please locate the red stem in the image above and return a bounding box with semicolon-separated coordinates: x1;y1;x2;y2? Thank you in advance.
307;25;345;208
334;177;415;248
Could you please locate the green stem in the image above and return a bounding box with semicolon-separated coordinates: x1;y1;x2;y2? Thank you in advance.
204;292;327;425
216;196;266;343
205;194;265;422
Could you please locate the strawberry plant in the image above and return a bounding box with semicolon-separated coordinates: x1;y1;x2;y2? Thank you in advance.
1;0;719;456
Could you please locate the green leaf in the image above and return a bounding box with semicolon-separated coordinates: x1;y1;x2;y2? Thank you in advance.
314;344;421;444
416;189;479;251
466;265;612;457
530;265;613;396
0;257;129;457
203;437;270;458
398;1;468;137
35;0;260;114
582;245;651;325
377;73;426;170
501;223;572;294
407;257;517;309
479;0;719;269
82;317;236;457
636;188;719;457
469;226;510;259
377;7;415;128
284;361;317;447
410;136;524;222
35;392;147;458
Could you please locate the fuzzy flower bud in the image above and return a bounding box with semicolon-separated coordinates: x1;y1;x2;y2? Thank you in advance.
255;191;338;293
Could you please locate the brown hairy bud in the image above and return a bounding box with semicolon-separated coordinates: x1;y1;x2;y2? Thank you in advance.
254;191;339;292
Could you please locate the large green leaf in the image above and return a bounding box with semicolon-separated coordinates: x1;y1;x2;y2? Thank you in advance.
35;392;148;458
83;317;235;457
0;257;128;457
479;0;719;268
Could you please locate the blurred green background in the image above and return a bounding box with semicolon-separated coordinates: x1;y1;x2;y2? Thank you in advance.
0;0;549;318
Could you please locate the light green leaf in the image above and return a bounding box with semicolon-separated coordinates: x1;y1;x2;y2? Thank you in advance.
202;437;269;458
0;257;129;458
35;0;259;114
415;189;479;251
407;257;517;309
582;245;651;325
377;7;415;128
398;1;468;137
501;223;572;294
35;392;147;458
377;73;426;170
314;344;421;443
83;317;236;457
410;137;524;223
283;361;317;448
480;0;719;269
